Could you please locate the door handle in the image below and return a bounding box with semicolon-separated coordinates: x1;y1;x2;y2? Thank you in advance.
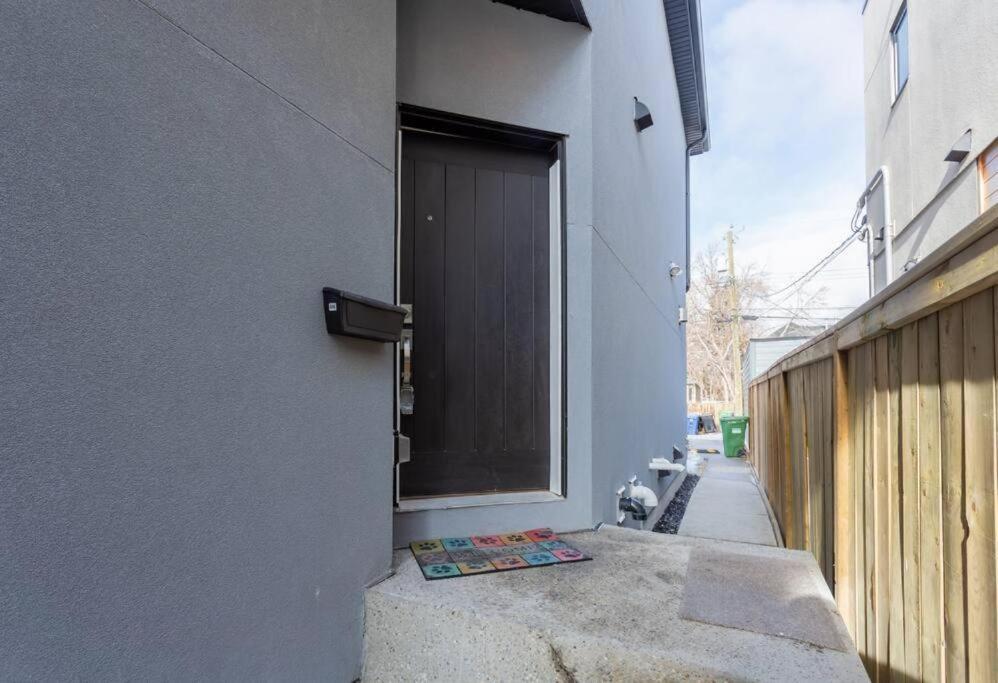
400;329;414;415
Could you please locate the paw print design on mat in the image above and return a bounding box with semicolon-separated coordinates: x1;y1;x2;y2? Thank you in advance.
416;551;451;566
410;530;590;579
552;548;585;562
442;537;473;551
457;560;495;575
525;528;558;542
492;555;530;570
447;549;482;562
490;542;539;556
422;563;461;579
522;551;559;566
471;535;504;548
410;539;444;555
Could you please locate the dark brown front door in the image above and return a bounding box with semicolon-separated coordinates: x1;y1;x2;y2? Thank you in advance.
399;131;554;498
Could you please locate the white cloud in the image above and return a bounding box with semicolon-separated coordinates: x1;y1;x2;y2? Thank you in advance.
692;0;869;320
712;0;864;144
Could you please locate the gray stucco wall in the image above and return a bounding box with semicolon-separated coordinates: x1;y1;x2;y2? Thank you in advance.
863;0;998;286
394;0;595;542
394;0;691;537
587;0;690;525
2;1;395;679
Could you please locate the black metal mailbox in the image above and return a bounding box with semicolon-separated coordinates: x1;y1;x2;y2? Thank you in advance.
322;288;405;343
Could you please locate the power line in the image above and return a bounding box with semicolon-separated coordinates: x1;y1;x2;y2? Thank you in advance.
741;306;857;312
760;316;841;322
688;314;842;322
766;230;865;300
764;267;867;275
761;273;866;282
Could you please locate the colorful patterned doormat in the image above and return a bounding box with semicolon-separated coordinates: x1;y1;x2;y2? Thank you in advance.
409;528;591;580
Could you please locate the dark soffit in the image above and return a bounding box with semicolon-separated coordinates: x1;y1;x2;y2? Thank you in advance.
491;0;590;28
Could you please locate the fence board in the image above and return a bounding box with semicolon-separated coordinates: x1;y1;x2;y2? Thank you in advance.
834;350;855;638
823;358;836;589
874;336;890;682
854;344;869;660
938;303;966;682
963;290;997;681
900;322;922;679
887;331;905;676
863;341;877;671
917;314;943;682
746;208;998;680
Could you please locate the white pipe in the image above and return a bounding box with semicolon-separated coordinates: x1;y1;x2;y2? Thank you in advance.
866;225;874;298
881;166;894;286
628;483;659;510
857;166;892;293
649;458;686;473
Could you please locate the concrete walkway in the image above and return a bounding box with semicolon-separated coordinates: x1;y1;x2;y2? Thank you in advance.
362;441;866;680
365;527;865;681
680;439;779;547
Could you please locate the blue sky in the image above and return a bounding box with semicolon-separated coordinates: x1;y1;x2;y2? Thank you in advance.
691;0;870;318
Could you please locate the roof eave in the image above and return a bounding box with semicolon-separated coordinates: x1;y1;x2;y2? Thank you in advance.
664;0;710;155
492;0;591;29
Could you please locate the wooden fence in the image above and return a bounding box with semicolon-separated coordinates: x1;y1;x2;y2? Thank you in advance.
748;205;998;681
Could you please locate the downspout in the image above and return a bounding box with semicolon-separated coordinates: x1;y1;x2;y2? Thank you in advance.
850;199;872;297
684;95;709;291
866;223;874;298
684;138;704;292
856;166;892;294
881;166;894;284
681;0;709;293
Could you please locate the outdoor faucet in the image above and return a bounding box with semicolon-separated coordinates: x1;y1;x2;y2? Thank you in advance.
618;497;648;521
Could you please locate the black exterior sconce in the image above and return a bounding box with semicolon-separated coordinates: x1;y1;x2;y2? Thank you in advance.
944;129;972;163
634;97;654;131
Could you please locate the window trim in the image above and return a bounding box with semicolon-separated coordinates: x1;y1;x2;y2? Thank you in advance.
981;139;998;213
890;2;909;105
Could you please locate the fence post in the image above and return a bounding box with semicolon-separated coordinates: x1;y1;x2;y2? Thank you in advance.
779;371;793;548
833;346;854;639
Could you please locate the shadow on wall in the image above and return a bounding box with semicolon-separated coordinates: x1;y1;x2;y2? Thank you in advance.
894;160;970;269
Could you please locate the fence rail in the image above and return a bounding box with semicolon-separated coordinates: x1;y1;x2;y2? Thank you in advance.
748;205;998;681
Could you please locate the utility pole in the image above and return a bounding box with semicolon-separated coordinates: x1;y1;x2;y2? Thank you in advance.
726;227;743;414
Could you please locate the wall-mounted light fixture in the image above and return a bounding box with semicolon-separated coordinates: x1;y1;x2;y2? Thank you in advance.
634;97;654;132
668;261;683;278
944;129;972;163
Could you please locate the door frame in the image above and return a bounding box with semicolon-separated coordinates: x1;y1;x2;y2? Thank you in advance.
393;104;568;509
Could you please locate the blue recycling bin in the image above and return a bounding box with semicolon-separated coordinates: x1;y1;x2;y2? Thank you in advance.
687;415;700;435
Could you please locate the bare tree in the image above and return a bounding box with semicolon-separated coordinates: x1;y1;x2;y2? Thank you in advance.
686;241;830;415
687;243;766;412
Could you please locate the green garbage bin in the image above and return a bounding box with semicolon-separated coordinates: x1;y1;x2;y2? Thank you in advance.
720;416;749;458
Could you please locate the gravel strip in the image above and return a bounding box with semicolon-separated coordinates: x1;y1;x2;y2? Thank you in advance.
652;474;701;535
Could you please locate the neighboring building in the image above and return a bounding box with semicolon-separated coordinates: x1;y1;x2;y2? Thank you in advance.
2;0;708;679
860;0;998;294
741;324;826;413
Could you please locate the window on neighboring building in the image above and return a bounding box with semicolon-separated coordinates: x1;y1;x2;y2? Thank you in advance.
983;140;998;212
891;3;909;100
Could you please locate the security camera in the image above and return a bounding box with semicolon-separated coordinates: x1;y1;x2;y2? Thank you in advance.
669;262;683;278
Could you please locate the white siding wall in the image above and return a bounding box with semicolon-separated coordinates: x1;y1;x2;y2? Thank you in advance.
864;0;998;285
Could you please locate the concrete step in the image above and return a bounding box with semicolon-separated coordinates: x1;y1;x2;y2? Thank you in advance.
363;527;865;682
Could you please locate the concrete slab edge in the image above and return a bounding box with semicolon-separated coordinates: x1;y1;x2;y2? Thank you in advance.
747;460;785;548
